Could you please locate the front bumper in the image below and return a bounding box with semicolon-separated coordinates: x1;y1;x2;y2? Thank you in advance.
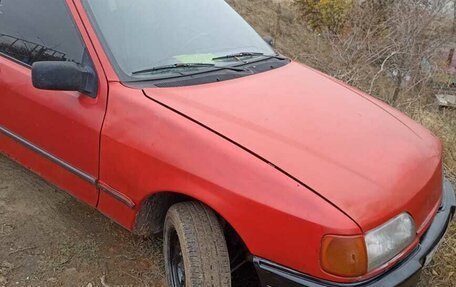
254;178;456;287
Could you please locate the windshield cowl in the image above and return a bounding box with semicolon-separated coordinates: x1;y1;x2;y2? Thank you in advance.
125;56;290;87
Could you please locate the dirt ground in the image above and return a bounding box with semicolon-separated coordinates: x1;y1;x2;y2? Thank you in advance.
0;154;166;287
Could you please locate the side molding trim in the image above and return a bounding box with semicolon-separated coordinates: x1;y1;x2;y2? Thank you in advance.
0;125;136;208
0;125;97;184
98;182;136;208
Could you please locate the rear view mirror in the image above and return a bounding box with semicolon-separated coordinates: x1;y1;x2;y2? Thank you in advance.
32;61;98;98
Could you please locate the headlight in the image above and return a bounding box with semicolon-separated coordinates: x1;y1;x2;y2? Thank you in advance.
321;213;416;277
365;213;416;271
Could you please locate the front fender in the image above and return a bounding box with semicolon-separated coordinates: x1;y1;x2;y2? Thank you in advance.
98;83;361;280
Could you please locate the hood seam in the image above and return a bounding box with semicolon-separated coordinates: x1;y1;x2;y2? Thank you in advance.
142;89;363;232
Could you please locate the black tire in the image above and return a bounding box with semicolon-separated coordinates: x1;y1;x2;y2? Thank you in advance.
163;201;231;287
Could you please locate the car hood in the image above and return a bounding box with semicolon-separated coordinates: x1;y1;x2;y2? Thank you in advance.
143;62;443;231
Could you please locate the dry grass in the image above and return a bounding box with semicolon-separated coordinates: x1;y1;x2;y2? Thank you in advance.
410;108;456;287
229;0;456;286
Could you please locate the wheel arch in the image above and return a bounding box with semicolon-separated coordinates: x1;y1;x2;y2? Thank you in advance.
132;190;252;255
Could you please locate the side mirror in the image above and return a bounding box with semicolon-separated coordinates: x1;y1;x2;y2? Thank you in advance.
263;36;274;47
32;61;98;98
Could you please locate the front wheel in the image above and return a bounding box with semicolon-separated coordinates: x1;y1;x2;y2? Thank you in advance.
163;201;231;287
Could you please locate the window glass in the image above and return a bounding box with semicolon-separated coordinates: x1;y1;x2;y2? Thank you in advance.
83;0;275;80
0;0;85;66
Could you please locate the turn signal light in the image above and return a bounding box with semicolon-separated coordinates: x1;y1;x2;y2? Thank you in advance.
321;235;368;277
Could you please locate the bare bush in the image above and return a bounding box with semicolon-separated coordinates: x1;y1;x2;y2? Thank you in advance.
294;0;453;105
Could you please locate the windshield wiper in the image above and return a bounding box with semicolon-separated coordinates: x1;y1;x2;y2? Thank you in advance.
132;63;247;75
212;52;286;62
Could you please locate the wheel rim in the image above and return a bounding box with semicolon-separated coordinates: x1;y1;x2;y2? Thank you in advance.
168;228;185;287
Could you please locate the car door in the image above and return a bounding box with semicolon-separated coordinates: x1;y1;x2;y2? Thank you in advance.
0;0;107;206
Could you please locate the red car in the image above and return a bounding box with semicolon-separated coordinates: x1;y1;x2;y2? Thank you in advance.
0;1;454;286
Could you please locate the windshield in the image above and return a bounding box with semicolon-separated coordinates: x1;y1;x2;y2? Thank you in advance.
83;0;275;80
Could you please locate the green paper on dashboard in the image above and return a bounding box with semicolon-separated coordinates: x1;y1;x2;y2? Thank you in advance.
174;54;216;64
